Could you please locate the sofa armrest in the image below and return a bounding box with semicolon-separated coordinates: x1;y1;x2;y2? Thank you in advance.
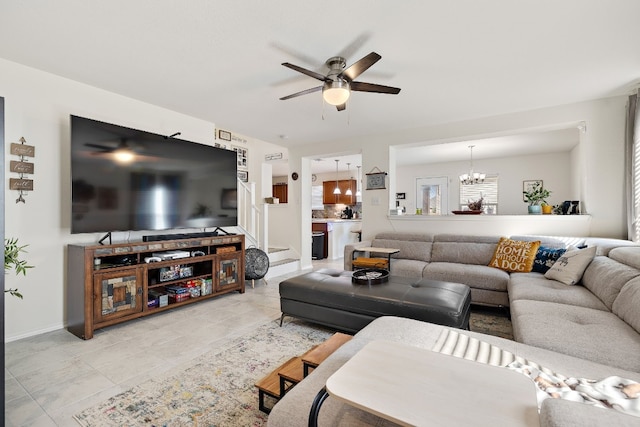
540;397;640;427
344;240;372;270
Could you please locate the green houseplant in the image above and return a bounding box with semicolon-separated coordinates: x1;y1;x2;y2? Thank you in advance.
5;237;33;299
523;181;551;215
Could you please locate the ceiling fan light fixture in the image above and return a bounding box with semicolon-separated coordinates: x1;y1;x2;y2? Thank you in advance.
333;159;341;195
323;80;350;106
113;148;135;163
345;162;353;196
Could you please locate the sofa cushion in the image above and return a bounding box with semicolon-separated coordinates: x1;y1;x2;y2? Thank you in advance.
540;398;640;427
584;237;639;256
508;272;608;311
582;255;640;310
532;246;567;274
612;277;640;334
511;300;640;372
423;262;510;293
388;259;429;278
608;246;640;270
430;234;500;265
544;246;596;286
371;233;433;262
489;237;540;273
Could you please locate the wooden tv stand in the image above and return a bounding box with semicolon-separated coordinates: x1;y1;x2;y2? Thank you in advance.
67;234;245;339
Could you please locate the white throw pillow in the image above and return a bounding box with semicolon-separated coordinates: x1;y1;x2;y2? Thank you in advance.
544;246;597;285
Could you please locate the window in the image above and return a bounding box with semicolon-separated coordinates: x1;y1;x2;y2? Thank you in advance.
460;175;499;214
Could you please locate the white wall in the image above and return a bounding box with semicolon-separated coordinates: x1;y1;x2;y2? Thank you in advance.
1;58;228;340
288;96;629;264
395;151;573;215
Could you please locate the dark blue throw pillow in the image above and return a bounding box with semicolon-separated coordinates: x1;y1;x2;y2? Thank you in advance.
532;246;567;273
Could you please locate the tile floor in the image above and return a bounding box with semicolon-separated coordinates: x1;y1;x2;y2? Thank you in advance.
5;258;343;427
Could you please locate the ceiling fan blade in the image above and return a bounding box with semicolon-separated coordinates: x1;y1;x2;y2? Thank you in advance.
282;63;329;82
336;31;372;60
336;103;347;112
340;52;381;81
280;86;323;101
351;81;401;94
85;143;114;152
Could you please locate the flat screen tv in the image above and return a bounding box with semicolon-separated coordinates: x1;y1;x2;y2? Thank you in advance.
70;115;238;234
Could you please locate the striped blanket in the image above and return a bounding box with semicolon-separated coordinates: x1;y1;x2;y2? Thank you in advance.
432;329;640;418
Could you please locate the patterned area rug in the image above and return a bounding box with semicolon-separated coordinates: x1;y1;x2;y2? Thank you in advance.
73;319;333;427
74;311;512;426
469;307;514;340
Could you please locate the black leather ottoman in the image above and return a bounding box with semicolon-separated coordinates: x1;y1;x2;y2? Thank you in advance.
279;268;471;333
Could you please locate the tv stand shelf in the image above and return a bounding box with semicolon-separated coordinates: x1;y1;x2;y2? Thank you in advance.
67;234;245;339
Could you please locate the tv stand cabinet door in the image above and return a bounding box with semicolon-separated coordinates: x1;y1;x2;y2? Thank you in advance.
93;267;143;324
216;252;244;292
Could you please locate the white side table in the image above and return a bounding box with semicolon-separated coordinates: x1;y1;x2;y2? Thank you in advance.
309;340;539;426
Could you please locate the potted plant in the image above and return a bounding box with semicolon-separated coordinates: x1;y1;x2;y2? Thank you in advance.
5;237;33;299
541;202;553;215
523;181;551;215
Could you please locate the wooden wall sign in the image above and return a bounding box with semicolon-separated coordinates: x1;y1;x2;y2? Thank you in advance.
10;137;35;203
10;178;34;191
10;142;35;157
10;160;34;174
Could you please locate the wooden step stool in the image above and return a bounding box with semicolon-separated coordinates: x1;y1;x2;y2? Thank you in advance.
255;356;303;414
254;332;353;413
301;332;352;376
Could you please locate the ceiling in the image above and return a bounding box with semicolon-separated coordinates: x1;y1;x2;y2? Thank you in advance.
1;1;638;159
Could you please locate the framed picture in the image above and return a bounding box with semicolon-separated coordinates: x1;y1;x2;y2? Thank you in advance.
237;170;248;182
523;180;543;202
232;145;248;169
396;192;406;200
366;172;387;190
218;129;231;141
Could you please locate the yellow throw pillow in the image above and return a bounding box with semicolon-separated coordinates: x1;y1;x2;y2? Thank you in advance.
489;237;541;273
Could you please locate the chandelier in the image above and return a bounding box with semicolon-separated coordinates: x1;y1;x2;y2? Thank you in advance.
459;145;486;185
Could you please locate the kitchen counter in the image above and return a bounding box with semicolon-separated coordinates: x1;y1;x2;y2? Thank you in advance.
312;219;361;260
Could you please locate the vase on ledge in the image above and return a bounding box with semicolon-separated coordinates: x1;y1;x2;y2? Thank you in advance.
528;205;542;215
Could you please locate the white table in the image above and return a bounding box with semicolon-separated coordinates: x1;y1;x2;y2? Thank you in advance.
309;340;540;426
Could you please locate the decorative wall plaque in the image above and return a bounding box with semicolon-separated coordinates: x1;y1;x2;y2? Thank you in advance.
10;141;35;157
10;161;34;174
365;167;387;190
10;137;35;203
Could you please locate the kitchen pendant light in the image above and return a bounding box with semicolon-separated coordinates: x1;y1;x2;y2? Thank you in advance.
333;159;341;195
345;162;353;196
459;145;486;185
356;165;362;196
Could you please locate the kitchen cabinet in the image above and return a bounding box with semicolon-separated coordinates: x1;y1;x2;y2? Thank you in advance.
272;183;288;203
322;180;356;205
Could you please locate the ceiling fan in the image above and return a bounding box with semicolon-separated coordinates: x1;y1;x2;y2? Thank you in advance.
279;52;401;111
85;138;138;163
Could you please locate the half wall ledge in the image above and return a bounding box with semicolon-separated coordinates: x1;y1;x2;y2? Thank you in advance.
388;214;591;237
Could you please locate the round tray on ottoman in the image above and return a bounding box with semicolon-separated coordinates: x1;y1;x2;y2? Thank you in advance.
352;268;389;285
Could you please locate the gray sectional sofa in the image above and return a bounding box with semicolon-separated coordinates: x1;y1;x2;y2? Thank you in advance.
267;232;640;426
